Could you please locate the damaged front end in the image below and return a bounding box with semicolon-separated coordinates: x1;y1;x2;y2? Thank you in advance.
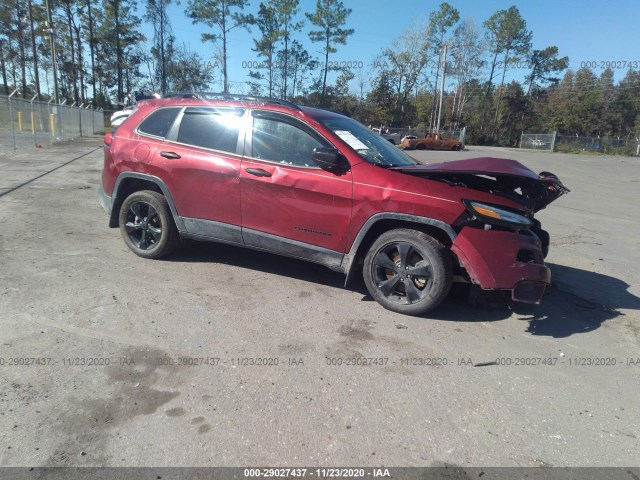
390;157;569;213
451;228;550;304
390;157;570;304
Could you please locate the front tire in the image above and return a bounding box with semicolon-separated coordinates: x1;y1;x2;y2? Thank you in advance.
363;229;453;316
118;190;179;259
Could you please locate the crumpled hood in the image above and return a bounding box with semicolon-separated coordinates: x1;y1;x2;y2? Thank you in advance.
389;157;570;212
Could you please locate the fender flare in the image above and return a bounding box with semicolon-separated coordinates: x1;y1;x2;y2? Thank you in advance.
109;172;185;232
342;212;457;285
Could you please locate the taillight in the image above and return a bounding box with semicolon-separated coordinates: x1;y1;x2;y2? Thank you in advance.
104;131;113;146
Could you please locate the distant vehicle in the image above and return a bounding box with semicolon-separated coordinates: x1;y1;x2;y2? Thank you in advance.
110;92;159;127
110;106;135;127
371;127;405;145
401;135;417;143
381;133;403;145
401;132;463;151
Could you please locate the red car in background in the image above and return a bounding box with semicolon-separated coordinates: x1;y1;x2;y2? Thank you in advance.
100;94;569;316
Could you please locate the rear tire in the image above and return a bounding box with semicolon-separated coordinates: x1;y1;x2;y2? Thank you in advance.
119;190;180;259
363;229;453;316
416;144;425;150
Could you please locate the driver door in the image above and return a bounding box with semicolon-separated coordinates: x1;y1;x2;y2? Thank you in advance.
240;110;353;260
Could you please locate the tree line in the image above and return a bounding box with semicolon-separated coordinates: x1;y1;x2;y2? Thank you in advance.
1;0;638;146
0;0;354;107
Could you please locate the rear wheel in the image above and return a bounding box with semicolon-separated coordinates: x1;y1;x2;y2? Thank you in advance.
363;229;453;315
119;190;179;259
416;143;425;150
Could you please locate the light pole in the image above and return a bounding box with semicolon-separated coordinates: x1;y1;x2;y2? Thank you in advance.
27;0;41;99
44;0;58;104
436;44;448;133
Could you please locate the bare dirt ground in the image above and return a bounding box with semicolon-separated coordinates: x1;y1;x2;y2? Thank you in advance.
0;138;638;469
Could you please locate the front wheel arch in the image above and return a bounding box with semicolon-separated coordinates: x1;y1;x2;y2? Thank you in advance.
362;229;453;315
343;217;456;286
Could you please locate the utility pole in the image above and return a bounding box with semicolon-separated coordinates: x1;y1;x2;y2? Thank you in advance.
85;0;96;105
44;0;58;103
436;44;448;133
16;0;28;97
0;39;8;95
27;0;41;99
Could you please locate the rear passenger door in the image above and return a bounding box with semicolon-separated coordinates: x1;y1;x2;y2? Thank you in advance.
161;107;246;242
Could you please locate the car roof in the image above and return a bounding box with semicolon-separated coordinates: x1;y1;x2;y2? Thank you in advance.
143;93;300;109
134;96;348;122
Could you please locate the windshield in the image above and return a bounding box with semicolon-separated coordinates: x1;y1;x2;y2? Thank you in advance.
319;116;418;167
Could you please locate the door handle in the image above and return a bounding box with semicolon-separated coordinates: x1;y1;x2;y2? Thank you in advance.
246;168;272;177
160;151;181;159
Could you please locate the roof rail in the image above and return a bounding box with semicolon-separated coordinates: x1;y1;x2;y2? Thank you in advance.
161;91;301;110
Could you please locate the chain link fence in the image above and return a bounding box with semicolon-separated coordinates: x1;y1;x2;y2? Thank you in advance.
521;131;640;156
0;90;105;153
554;135;640;156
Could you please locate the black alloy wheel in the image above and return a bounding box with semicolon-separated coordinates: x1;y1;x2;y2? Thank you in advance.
363;229;452;315
119;190;179;259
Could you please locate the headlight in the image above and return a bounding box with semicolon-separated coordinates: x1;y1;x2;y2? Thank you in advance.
463;200;533;230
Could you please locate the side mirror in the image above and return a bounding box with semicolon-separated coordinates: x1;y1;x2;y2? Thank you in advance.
312;147;350;174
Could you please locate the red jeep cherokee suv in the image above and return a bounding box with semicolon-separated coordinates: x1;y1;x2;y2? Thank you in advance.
99;94;568;316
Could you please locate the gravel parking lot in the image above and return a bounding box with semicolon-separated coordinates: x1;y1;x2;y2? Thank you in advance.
0;138;639;468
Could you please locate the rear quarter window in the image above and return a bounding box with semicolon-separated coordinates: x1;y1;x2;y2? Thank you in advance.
137;107;181;138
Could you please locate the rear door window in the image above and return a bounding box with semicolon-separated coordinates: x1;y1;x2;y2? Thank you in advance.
176;108;244;154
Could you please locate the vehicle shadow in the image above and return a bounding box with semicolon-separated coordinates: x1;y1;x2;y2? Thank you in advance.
167;244;640;337
428;263;640;338
514;263;640;337
167;239;349;290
